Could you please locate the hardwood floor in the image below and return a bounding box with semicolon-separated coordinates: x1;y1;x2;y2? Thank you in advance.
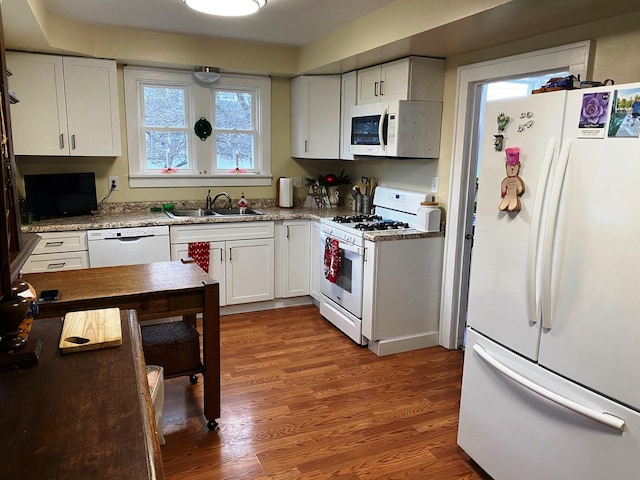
160;305;491;479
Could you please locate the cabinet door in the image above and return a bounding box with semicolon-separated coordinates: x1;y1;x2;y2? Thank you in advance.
7;53;68;155
63;57;121;156
379;59;410;102
340;71;357;160
357;65;382;105
170;242;226;306
226;238;274;305
281;220;310;298
290;75;340;159
310;221;322;301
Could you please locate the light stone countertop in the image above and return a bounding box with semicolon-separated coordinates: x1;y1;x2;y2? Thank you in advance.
21;202;444;242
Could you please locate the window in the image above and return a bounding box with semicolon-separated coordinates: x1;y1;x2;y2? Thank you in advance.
124;67;271;187
213;88;257;172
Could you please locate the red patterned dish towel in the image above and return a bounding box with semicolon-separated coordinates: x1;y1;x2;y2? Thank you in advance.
324;238;341;283
188;242;210;273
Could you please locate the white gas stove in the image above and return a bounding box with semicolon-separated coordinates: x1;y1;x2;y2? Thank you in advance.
319;186;428;247
318;186;434;347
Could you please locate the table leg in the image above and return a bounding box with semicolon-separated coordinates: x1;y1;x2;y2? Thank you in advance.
201;280;221;429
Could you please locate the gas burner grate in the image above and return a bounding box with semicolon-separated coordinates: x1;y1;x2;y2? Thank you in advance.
354;221;410;231
331;214;382;223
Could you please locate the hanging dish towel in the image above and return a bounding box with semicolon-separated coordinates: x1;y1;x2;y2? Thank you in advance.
188;242;210;273
323;238;341;283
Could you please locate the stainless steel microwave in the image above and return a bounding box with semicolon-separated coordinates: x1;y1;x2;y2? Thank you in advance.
349;100;442;158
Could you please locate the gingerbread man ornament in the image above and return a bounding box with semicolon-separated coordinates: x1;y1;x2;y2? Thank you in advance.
499;147;525;212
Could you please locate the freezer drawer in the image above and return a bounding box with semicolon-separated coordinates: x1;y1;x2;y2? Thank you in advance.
458;328;640;480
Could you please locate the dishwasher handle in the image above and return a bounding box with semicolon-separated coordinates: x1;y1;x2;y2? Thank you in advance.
103;234;156;241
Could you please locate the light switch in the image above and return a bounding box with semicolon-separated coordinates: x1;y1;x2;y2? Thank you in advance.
431;176;439;194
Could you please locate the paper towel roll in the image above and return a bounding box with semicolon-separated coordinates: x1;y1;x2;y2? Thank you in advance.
278;177;293;208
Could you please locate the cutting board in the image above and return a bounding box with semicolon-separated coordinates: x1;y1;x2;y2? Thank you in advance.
59;308;122;354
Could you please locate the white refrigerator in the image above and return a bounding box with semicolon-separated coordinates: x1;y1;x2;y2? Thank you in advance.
458;82;640;479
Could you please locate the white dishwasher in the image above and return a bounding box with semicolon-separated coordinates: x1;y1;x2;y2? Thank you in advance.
87;225;171;267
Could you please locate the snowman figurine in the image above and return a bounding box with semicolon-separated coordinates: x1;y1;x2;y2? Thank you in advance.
499;147;525;212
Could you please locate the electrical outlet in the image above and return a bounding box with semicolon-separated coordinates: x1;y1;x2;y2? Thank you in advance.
431;176;439;194
109;176;120;191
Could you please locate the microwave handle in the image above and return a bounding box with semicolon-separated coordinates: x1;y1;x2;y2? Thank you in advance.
379;107;388;148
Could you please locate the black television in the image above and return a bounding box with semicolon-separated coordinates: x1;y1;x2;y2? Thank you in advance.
24;172;98;220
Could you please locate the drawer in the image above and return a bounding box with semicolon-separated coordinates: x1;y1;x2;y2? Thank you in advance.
22;251;89;273
33;231;88;254
170;222;274;244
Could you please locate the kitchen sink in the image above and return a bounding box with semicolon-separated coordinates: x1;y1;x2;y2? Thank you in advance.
213;208;263;216
165;209;217;218
165;207;263;218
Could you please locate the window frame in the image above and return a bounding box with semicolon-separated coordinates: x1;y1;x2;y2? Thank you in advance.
124;67;272;188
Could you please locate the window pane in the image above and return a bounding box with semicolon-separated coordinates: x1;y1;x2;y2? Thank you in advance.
145;131;189;170
216;133;254;170
215;91;252;130
144;87;186;127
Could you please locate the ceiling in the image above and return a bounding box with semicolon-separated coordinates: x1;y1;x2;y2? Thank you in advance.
42;0;398;47
4;0;640;76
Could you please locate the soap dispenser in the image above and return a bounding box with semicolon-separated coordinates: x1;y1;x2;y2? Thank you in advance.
238;192;248;214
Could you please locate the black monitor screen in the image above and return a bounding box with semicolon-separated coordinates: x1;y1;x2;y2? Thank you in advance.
24;172;97;220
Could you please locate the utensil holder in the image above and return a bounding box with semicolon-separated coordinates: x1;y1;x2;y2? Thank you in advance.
361;195;372;214
355;194;363;212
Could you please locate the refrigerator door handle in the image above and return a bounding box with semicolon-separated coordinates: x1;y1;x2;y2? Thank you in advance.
473;344;625;431
540;140;573;330
527;139;558;325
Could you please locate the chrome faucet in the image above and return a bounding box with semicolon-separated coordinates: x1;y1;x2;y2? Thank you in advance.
211;191;232;209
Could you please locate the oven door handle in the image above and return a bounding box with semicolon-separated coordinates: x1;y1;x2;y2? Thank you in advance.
324;236;364;256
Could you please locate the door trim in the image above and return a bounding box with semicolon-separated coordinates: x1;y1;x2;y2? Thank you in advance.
439;41;591;349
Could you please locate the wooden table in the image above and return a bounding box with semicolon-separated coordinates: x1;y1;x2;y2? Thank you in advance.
23;261;221;429
0;310;164;479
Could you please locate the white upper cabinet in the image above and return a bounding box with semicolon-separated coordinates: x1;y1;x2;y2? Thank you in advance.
356;57;445;105
7;52;121;156
290;75;340;159
340;71;357;160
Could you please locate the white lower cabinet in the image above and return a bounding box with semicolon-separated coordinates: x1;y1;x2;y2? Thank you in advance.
171;241;227;306
170;223;275;306
23;231;89;273
280;220;310;298
226;238;274;304
362;236;444;356
310;221;322;301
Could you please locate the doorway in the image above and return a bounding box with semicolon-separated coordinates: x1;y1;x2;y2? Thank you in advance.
460;73;570;348
439;41;591;350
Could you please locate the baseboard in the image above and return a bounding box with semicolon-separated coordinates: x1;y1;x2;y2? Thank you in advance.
220;296;313;316
367;331;439;356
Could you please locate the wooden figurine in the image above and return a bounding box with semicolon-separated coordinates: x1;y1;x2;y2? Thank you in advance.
499;147;525;212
